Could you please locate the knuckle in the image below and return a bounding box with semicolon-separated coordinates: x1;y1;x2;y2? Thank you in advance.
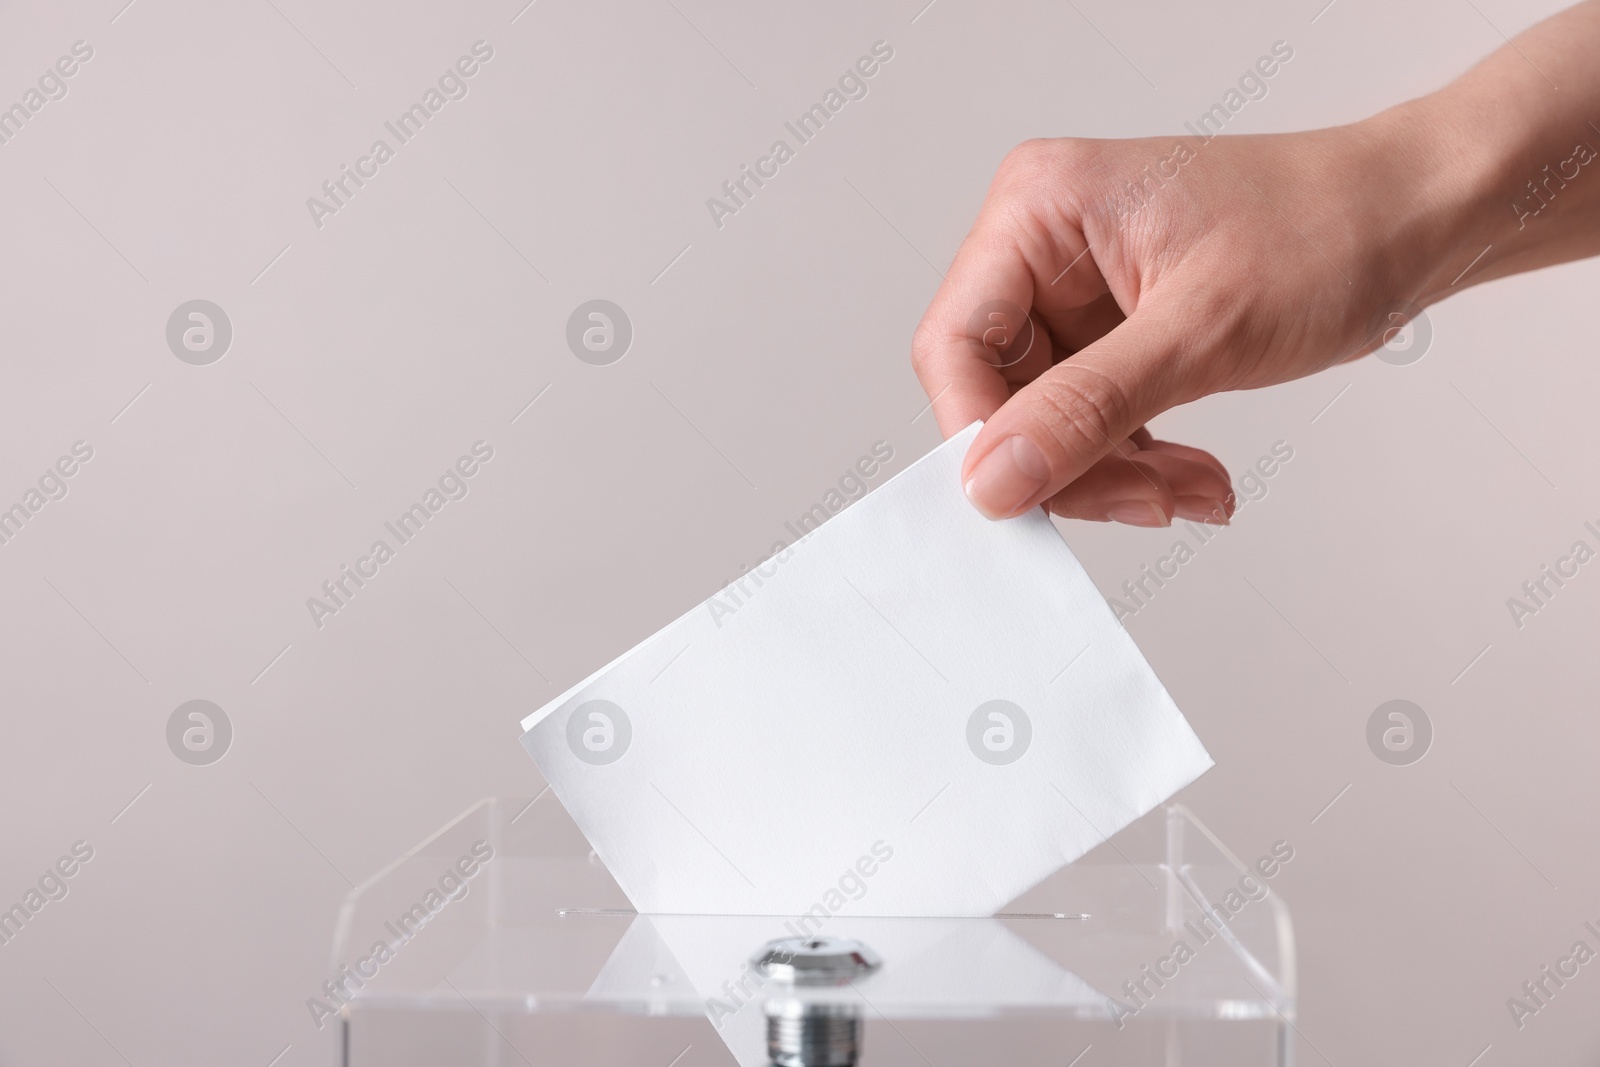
1032;365;1133;458
1000;138;1050;167
996;138;1064;190
996;137;1100;192
990;139;1099;240
909;320;942;375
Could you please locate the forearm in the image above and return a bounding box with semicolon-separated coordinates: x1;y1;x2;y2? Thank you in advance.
1379;1;1600;301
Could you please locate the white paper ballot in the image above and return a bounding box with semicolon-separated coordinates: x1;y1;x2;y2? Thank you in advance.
520;423;1211;916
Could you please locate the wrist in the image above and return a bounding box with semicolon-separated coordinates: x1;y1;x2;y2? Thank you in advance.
1351;92;1512;306
1356;16;1600;306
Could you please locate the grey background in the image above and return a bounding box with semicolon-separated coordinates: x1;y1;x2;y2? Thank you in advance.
1;0;1596;1063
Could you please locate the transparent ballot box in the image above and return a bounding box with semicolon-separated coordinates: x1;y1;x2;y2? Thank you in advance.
329;797;1296;1066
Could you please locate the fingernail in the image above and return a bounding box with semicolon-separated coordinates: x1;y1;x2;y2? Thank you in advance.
964;435;1051;519
1106;501;1171;528
1174;497;1231;525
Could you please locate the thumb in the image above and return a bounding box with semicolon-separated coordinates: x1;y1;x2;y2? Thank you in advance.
961;301;1192;520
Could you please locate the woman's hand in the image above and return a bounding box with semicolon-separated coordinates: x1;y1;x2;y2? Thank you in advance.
910;1;1600;526
911;122;1449;526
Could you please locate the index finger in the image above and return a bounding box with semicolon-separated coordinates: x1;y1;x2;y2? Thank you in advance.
909;148;1105;438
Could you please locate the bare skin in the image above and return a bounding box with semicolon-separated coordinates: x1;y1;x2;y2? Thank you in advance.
912;1;1600;527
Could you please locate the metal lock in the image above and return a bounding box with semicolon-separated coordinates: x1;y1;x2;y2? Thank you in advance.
751;936;882;1067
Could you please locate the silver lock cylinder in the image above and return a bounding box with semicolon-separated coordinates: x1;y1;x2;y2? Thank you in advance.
752;936;881;1067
